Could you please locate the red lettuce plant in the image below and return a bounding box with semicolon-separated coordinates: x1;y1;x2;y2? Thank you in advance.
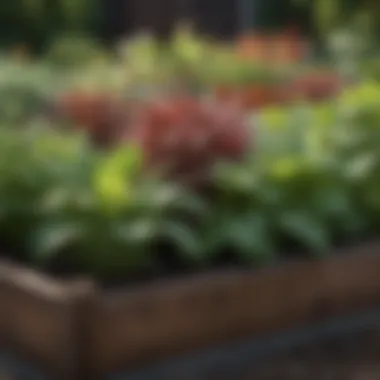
56;91;134;147
290;71;343;102
124;96;252;183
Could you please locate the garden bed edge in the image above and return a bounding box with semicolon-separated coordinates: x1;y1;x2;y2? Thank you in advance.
2;241;380;379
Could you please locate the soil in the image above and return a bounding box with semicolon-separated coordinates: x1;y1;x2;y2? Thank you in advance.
244;328;380;380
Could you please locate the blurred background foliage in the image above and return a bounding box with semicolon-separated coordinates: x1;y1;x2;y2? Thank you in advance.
297;0;379;37
254;0;379;43
0;0;378;53
0;0;103;52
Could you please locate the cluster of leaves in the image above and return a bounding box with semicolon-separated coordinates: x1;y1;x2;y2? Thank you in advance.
293;0;380;40
1;30;378;281
0;127;205;278
0;26;343;130
115;27;342;109
45;35;108;68
0;58;62;125
115;27;296;94
3;80;380;281
201;80;380;263
124;96;252;183
55;90;132;147
55;94;252;183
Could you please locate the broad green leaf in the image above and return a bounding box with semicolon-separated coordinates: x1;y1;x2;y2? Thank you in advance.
228;213;275;264
201;223;228;258
113;218;158;244
160;222;203;262
278;211;330;255
344;153;378;181
93;145;142;210
104;144;143;177
30;221;82;263
340;210;368;236
143;184;182;210
314;186;352;218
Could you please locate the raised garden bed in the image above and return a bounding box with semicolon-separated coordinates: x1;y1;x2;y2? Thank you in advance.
3;241;380;379
1;33;380;380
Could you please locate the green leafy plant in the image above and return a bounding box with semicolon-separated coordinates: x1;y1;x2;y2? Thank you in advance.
1;38;380;283
0;127;206;279
293;0;380;39
0;58;60;124
197;80;380;265
45;35;107;68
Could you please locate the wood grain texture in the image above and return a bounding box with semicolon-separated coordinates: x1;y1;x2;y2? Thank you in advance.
1;242;380;378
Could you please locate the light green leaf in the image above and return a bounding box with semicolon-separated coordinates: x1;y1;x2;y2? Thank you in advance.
93;145;143;210
105;144;143;177
344;153;378;181
270;157;303;180
39;187;95;214
144;185;183;209
114;218;158;244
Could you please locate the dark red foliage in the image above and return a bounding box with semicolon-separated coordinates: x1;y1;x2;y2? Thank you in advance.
124;96;252;183
56;91;134;147
290;72;343;102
